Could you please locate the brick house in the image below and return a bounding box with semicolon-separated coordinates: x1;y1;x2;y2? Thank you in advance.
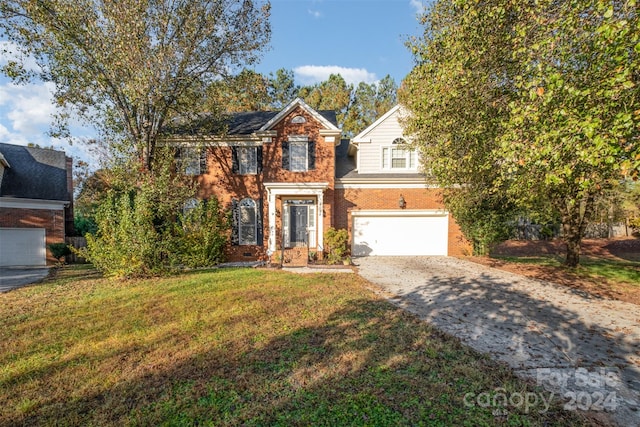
0;143;74;266
169;98;469;264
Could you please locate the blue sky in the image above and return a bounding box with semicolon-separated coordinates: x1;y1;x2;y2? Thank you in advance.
0;0;426;163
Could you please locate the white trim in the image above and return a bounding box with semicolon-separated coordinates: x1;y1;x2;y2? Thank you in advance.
352;104;403;143
259;98;340;132
335;178;439;189
0;198;67;210
0;153;9;168
351;209;448;217
264;182;329;254
264;182;329;191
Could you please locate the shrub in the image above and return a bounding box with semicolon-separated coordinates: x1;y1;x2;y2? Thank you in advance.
324;227;349;264
174;198;229;268
48;243;71;262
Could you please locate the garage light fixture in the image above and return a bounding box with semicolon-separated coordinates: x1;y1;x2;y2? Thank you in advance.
398;195;406;209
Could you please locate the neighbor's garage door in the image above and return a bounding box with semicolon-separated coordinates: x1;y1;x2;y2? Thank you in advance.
352;211;448;256
0;228;46;267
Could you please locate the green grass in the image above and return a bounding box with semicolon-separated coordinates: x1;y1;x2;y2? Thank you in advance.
0;265;589;426
494;255;640;286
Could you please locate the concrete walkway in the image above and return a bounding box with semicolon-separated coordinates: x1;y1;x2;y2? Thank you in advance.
357;256;640;427
0;267;50;293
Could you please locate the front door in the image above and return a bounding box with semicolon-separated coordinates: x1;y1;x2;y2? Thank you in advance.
289;205;308;247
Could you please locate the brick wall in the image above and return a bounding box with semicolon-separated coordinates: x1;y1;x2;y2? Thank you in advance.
196;106;336;262
0;207;66;264
335;187;471;256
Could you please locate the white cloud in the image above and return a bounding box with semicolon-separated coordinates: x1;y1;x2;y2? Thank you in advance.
308;9;322;18
409;0;426;14
294;65;378;86
0;81;57;136
0;40;41;72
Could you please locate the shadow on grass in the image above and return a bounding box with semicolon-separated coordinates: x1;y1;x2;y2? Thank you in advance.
6;294;587;426
358;257;639;426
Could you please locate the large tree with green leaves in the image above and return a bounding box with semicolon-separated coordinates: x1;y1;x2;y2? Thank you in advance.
402;0;640;265
0;0;271;171
401;0;523;255
299;74;353;129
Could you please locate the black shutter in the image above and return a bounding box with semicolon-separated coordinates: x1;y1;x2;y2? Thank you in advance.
256;197;264;246
231;147;239;174
282;141;290;170
199;148;208;174
231;199;239;246
257;146;263;174
308;140;316;170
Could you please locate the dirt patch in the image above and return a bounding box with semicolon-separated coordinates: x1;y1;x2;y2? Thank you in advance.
464;237;640;305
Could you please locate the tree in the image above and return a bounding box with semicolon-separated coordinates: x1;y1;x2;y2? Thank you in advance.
299;74;353;129
401;0;522;254
402;0;640;265
499;0;640;266
268;68;299;109
206;69;270;112
343;75;398;137
0;0;271;171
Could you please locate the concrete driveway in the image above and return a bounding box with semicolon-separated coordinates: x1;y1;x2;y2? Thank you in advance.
357;256;640;427
0;267;50;293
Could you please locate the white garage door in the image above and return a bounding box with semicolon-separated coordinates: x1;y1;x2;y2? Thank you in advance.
0;228;47;267
352;211;448;256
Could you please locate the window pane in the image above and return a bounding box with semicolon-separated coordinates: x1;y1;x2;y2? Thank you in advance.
382;148;389;168
239;147;257;174
290;143;307;172
182;148;200;175
391;148;407;168
239;203;256;245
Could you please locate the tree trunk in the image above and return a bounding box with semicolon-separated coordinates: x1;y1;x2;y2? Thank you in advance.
564;233;581;267
560;194;594;268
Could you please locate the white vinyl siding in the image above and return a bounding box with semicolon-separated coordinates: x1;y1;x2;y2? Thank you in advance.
355;107;420;174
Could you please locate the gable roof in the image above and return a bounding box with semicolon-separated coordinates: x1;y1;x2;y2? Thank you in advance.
351;104;403;144
259;98;340;132
167;99;339;137
0;143;70;201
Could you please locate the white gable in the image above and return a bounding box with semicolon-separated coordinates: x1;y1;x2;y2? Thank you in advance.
259;97;340;132
350;105;418;174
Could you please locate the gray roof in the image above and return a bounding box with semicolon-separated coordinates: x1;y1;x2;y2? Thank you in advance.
171;110;339;136
0;143;70;201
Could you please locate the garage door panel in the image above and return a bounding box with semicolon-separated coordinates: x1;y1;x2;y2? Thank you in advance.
0;228;47;266
353;214;448;256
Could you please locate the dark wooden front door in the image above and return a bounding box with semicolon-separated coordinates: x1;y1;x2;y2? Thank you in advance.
289;205;308;246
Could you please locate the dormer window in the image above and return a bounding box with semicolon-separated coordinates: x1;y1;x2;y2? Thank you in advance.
382;138;417;170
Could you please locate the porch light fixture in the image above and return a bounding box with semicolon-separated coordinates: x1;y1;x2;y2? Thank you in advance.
398;195;406;209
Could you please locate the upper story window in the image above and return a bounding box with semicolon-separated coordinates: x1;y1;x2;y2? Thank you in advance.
238;147;257;174
282;135;315;172
177;147;208;175
382;138;417;170
232;146;262;175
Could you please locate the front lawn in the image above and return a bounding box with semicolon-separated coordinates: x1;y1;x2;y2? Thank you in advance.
1;266;589;426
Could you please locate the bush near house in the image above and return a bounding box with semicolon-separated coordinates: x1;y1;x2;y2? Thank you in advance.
324;227;349;264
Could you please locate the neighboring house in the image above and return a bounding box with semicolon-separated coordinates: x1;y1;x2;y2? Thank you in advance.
336;105;468;257
0;143;74;266
168;98;469;264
